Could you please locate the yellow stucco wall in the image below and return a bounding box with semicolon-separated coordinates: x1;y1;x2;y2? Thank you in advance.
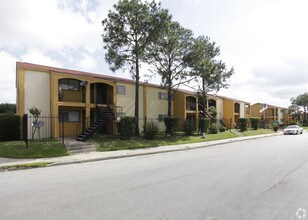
251;104;263;118
223;99;234;128
173;91;185;119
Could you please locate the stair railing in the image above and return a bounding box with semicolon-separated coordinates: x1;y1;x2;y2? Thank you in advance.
76;117;90;138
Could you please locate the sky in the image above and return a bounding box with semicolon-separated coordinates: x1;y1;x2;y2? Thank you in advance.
1;0;308;108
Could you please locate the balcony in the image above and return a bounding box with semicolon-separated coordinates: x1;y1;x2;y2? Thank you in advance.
59;90;84;103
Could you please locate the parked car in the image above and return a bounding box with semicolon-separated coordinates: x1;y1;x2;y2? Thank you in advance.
283;125;303;135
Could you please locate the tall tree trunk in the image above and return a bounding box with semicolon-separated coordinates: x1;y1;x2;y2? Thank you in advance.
134;54;140;136
167;86;172;117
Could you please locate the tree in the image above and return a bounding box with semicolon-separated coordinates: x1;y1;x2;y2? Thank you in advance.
288;103;301;123
102;0;170;136
0;103;16;114
291;93;308;121
28;106;41;139
146;21;194;116
189;36;234;136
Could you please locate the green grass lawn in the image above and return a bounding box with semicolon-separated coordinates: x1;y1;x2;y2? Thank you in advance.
0;162;52;171
0;141;69;158
94;129;277;152
240;129;276;136
94;132;238;152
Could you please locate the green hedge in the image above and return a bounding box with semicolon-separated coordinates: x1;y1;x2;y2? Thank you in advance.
119;116;136;139
183;118;196;136
208;123;219;134
199;118;210;134
238;118;248;132
0;114;20;141
164;117;179;136
250;117;261;130
143;120;159;139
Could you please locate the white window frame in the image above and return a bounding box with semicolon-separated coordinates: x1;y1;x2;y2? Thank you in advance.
158;92;168;100
117;85;126;95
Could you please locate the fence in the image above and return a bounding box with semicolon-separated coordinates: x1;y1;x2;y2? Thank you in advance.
91;116;234;140
23;114;64;147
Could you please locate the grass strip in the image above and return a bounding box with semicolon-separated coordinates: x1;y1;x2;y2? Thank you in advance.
0;141;68;158
0;162;52;171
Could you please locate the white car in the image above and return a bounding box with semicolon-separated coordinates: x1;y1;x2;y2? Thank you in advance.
283;125;303;135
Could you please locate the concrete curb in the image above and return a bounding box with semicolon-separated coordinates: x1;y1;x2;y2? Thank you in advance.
49;132;283;167
0;132;283;170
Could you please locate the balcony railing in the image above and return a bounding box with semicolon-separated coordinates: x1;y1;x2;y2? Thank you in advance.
59;90;84;103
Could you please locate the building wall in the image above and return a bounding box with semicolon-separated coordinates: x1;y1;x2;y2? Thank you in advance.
240;102;245;118
216;98;224;119
173;91;185;119
251;104;263;118
223;99;234;128
145;87;169;119
145;86;171;131
116;82;144;130
24;70;51;115
278;108;283;124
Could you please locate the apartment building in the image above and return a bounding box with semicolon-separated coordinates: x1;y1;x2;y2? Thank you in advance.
16;62;251;139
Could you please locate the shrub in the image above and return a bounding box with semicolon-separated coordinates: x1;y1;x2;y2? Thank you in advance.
289;122;302;126
250;117;261;130
273;125;279;132
119;116;136;139
143;120;159;139
218;125;226;132
164;116;178;136
208;123;219;134
238;118;248;132
183;118;196;136
303;119;308;126
0;114;20;141
199;118;210;134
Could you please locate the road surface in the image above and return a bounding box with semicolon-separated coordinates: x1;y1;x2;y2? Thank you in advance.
1;133;308;220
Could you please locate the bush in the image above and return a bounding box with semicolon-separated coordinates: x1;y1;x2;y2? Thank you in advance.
208;123;219;134
238;118;248;132
0;114;20;141
289;122;302;126
273;126;279;132
164;117;179;136
218;125;226;132
143;120;159;139
183;118;196;136
199;118;210;134
119;116;136;139
250;117;261;130
303;119;308;126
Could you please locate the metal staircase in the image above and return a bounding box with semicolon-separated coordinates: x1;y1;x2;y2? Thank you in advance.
76;106;115;141
198;104;216;123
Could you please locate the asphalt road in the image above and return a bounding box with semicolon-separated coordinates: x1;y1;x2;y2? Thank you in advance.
1;133;308;220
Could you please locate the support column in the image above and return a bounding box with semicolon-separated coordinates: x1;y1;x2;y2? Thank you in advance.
50;73;59;138
85;83;91;128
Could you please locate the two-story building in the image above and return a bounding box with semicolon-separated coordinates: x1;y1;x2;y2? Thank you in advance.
16;62;251;139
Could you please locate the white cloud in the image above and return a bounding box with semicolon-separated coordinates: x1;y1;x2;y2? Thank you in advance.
77;53;98;70
21;50;61;67
0;51;17;103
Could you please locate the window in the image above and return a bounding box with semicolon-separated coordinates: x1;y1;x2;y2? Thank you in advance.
117;85;125;95
60;111;80;122
158;92;168;100
158;114;168;122
59;79;80;91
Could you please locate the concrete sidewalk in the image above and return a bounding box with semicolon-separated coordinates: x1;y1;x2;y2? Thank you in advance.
0;132;283;169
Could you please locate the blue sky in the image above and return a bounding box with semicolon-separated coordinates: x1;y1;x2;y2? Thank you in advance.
1;0;308;108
